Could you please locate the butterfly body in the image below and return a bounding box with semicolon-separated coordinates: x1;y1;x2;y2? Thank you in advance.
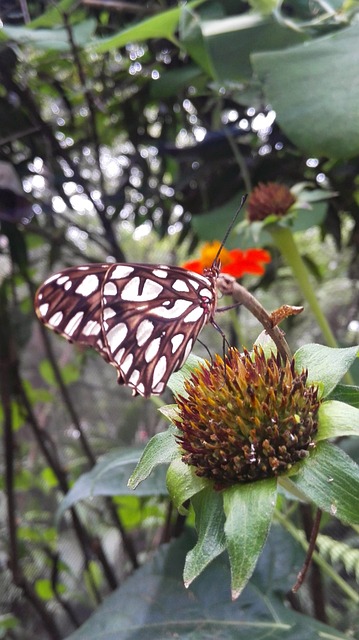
35;261;220;397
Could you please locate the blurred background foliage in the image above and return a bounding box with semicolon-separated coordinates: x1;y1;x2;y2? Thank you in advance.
1;0;359;638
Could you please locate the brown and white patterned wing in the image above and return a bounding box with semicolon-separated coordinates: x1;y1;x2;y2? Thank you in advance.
101;263;217;396
35;264;111;362
35;262;218;397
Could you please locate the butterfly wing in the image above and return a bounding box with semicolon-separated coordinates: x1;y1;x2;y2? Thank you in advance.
35;264;111;363
35;263;218;397
101;263;217;396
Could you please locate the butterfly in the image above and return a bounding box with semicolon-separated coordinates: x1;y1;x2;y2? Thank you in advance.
34;197;247;397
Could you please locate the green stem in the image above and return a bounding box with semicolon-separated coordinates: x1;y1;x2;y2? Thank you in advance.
270;225;354;385
271;225;337;348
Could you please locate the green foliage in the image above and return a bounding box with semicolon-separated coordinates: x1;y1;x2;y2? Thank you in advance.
65;530;349;640
317;533;359;583
1;0;359;637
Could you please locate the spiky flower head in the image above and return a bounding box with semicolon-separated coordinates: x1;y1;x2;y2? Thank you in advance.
174;347;320;489
247;182;296;222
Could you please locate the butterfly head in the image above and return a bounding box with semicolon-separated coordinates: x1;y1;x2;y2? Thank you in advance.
203;256;221;279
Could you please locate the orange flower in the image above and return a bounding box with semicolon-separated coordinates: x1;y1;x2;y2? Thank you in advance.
182;241;271;278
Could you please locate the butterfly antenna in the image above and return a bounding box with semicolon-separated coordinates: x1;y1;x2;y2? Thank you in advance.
213;193;248;264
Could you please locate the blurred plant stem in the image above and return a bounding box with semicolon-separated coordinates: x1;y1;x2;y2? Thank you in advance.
270;225;353;384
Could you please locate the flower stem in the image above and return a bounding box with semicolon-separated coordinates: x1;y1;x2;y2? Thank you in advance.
270;225;354;385
270;225;337;348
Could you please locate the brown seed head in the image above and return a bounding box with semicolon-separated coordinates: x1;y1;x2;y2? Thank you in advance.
247;182;296;222
174;347;320;489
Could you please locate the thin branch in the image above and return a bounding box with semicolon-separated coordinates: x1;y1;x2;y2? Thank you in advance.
0;64;126;262
217;274;292;360
0;296;62;640
292;507;323;593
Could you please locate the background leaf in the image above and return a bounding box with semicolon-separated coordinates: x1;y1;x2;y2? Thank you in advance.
291;441;359;524
65;529;347;640
252;22;359;159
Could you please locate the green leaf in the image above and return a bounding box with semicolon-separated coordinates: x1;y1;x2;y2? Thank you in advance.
0;614;18;636
65;531;348;640
184;488;226;586
252;22;359;159
290;202;327;232
58;447;168;521
3;400;25;431
167;353;205;396
28;0;78;27
166;458;208;512
90;0;206;54
41;467;58;490
248;0;280;14
39;359;56;386
35;578;65;600
128;428;178;490
39;359;79;387
200;13;306;81
150;65;205;99
317;400;359;440
290;441;359;524
327;384;359;408
294;343;359;397
223;478;277;599
158;403;179;422
61;362;80;385
190;194;247;245
2;20;97;51
179;7;216;78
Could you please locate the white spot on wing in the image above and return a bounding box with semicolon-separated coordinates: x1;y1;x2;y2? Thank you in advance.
145;337;161;363
136;319;154;346
121;277;163;301
64;311;84;336
199;287;212;298
49;311;63;327
171;333;184;353
137;383;145;395
152;269;168;278
172;279;190;292
57;275;69;285
114;347;125;364
129;369;140;385
75;274;99;297
111;265;134;279
104;282;117;296
45;273;61;285
83;320;101;336
78;266;90;271
39;303;49;317
188;271;210;284
183;338;193;363
103;307;116;320
184;307;204;323
121;353;133;374
64;281;72;291
151;299;192;318
188;278;199;289
152;382;165;395
106;323;127;353
152;355;167;387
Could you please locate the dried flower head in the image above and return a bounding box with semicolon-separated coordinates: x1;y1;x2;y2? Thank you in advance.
247;182;296;222
175;347;320;489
